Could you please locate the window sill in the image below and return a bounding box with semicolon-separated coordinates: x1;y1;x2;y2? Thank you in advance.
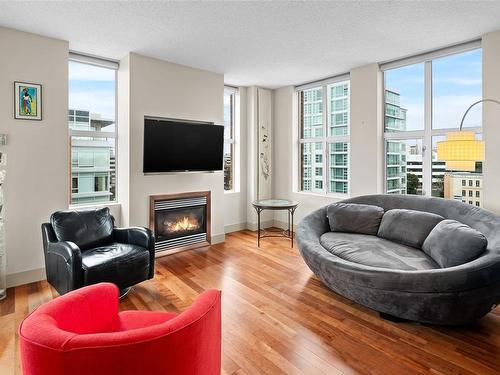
69;201;121;210
224;190;240;195
292;191;350;200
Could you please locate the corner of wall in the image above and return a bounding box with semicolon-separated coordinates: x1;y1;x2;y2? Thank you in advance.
117;54;131;226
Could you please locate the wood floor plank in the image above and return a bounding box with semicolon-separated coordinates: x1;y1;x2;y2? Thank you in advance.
1;229;499;374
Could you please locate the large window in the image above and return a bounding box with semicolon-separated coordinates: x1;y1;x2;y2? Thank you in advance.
224;86;238;191
69;58;117;205
298;80;350;195
383;47;483;206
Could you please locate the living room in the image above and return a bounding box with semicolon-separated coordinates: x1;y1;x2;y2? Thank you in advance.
1;1;500;374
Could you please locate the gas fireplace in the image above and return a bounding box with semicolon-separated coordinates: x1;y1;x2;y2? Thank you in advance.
149;191;211;253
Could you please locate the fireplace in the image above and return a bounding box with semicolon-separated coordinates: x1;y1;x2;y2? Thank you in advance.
149;191;211;253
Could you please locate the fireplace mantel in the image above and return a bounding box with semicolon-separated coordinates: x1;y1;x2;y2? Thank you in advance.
149;191;211;256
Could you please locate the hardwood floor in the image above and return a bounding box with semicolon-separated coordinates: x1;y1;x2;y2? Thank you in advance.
1;230;500;374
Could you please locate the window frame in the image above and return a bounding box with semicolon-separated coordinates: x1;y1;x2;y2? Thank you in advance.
382;44;482;197
297;79;351;197
223;86;239;193
68;55;118;207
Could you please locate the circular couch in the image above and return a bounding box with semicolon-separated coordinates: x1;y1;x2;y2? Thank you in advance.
296;194;500;325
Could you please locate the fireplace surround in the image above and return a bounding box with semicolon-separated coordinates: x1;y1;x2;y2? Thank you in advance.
149;191;211;254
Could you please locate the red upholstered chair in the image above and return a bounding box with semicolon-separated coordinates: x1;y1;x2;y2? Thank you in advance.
19;283;221;375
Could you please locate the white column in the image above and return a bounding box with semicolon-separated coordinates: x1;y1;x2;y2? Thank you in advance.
349;63;384;196
482;31;500;213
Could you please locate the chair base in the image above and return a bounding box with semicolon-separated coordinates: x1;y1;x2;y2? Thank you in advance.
119;287;132;299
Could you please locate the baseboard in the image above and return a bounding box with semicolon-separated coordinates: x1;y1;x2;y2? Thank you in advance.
224;222;248;233
7;267;46;288
246;220;274;231
273;219;298;231
211;233;225;244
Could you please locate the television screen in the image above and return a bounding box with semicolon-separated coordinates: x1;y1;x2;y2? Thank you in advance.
143;118;224;173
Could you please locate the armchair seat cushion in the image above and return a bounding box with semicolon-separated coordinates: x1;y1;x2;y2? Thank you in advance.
82;243;150;288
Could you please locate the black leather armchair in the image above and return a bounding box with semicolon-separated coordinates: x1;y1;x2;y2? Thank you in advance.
41;207;155;296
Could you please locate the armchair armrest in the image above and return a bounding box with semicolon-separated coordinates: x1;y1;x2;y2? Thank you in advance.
47;240;82;265
114;227;155;278
41;221;84;295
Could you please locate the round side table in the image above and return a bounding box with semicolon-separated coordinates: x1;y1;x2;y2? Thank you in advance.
252;199;299;248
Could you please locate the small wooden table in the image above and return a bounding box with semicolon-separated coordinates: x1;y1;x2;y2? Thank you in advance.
252;199;299;248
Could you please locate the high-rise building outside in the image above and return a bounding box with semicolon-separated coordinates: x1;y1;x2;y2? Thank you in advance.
69;109;115;205
385;90;408;194
300;87;325;192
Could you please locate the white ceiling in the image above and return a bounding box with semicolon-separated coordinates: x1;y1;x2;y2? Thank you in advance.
1;1;500;88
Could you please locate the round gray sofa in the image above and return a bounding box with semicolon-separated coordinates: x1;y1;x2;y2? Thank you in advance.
296;194;500;325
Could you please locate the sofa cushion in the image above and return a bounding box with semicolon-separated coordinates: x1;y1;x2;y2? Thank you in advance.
377;209;444;249
422;219;488;268
319;232;439;270
51;208;114;250
82;243;150;288
326;203;384;235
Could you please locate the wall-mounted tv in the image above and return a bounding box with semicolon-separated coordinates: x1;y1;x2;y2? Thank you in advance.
143;118;224;173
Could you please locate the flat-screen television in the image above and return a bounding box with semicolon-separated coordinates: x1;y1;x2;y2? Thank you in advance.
143;118;224;173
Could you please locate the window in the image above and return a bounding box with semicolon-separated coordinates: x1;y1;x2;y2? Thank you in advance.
298;80;350;194
469;191;473;197
462;190;466;196
476;202;480;207
384;47;483;207
69;58;117;205
476;191;480;198
224;86;238;191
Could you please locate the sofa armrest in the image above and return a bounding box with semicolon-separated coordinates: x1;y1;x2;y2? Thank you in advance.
114;227;155;278
296;207;330;243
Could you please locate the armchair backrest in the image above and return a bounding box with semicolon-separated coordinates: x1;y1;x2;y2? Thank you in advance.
19;283;222;375
50;207;115;250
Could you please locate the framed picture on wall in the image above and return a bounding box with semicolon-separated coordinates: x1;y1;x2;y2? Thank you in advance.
14;81;42;120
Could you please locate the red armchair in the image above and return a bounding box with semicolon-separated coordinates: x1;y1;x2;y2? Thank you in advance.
19;283;221;375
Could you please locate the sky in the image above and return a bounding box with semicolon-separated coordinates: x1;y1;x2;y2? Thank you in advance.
385;48;482;132
68;61;116;120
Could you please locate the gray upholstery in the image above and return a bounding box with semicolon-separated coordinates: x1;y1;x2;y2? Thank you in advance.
296;194;500;325
377;209;444;248
327;203;384;235
320;232;438;270
422;219;488;268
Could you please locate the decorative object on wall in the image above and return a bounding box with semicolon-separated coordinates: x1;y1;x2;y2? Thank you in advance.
260;124;270;180
257;88;272;199
14;81;42;120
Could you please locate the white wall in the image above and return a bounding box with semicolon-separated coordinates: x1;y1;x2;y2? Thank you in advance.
119;53;226;242
349;64;384;196
0;27;69;285
482;31;500;214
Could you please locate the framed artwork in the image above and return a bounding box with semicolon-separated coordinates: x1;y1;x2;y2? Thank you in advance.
14;82;42;120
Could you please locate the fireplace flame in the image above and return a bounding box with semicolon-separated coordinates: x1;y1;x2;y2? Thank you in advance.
165;216;200;233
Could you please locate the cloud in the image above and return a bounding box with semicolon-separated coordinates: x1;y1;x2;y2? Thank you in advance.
69;61;115;82
433;95;481;129
69;89;115;120
433;77;481;86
